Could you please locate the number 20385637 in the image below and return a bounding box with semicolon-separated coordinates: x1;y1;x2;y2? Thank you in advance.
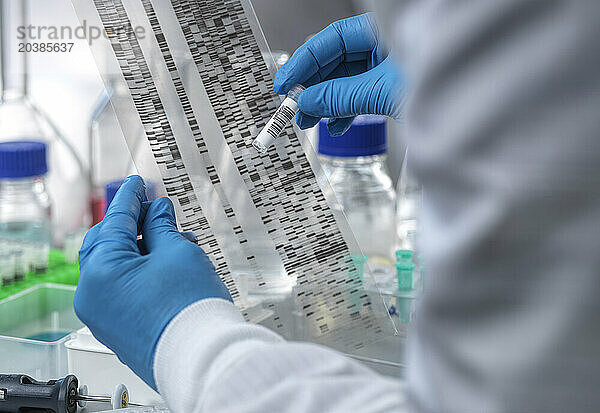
18;42;74;52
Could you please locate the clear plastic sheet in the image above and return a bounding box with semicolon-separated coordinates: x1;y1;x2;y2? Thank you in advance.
72;0;398;356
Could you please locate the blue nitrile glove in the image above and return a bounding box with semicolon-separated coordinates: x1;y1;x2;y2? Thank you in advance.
74;175;232;390
273;13;404;136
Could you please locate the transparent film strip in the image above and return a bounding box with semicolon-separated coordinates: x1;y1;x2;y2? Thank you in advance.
72;0;398;355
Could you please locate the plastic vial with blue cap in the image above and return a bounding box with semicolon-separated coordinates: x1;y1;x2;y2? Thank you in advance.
318;116;396;265
0;141;52;284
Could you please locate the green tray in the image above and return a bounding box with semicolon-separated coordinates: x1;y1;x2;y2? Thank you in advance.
0;250;79;301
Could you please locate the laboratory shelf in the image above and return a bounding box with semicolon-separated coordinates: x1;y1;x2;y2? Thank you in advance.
0;249;79;301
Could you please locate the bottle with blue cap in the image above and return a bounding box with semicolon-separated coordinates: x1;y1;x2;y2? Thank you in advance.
318;115;396;265
1;1;87;246
0;141;52;284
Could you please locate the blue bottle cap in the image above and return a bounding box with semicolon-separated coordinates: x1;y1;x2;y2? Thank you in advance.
105;178;158;212
318;115;387;157
0;140;48;178
105;179;125;212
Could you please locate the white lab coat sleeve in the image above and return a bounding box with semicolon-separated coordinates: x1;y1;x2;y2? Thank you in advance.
399;1;600;412
153;298;405;413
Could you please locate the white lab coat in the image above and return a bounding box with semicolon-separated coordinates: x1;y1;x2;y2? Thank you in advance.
155;1;600;412
154;299;405;412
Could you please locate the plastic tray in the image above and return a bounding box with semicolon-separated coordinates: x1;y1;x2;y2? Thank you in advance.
0;283;83;380
0;249;79;301
66;328;162;407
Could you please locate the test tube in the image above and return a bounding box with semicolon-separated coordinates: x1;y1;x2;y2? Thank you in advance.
252;84;305;153
12;247;27;281
347;254;368;283
64;230;86;264
396;262;415;291
0;251;14;286
395;249;414;264
31;241;49;273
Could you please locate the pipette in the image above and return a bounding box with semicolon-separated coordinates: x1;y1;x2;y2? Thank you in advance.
0;374;142;412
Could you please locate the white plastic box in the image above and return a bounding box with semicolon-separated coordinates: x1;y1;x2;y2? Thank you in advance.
65;327;162;407
0;284;83;380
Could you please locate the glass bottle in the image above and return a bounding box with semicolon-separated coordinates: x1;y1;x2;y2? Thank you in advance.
0;141;51;284
0;0;87;244
318;116;397;265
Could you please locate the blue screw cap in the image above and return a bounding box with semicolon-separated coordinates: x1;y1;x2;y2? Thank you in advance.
105;178;158;212
318;115;387;157
0;140;48;178
105;179;125;213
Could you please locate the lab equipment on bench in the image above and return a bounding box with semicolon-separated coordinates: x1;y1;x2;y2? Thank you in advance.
364;147;425;325
368;249;418;325
318;116;397;266
252;83;305;153
72;0;398;365
0;374;140;412
0;283;158;408
0;141;51;282
0;284;83;381
65;327;162;407
0;0;88;245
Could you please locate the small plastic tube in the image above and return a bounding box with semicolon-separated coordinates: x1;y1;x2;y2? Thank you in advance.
348;254;368;282
12;248;27;281
396;262;415;291
396;297;413;324
0;252;15;286
253;84;305;153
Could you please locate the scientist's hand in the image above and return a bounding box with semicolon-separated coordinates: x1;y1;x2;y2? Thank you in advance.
74;176;232;390
273;13;404;136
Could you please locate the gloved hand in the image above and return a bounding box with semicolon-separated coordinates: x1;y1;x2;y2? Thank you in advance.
273;13;404;136
74;176;232;389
